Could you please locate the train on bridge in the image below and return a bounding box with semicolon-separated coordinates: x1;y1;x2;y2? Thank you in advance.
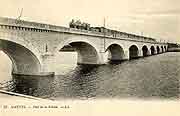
69;19;156;42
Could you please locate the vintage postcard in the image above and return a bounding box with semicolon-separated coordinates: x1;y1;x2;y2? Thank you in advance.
0;0;180;115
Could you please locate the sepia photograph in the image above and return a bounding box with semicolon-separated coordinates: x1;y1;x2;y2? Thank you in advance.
0;0;180;115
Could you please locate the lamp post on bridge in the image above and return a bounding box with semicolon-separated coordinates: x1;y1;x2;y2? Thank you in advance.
103;17;106;52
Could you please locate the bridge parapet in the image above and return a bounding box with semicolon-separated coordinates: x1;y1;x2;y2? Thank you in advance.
0;17;70;31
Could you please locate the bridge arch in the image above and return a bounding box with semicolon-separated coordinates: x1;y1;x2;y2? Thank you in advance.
161;46;164;53
57;38;101;64
150;46;155;55
142;45;149;57
156;46;160;54
0;39;41;74
129;45;139;59
164;46;166;51
106;44;125;62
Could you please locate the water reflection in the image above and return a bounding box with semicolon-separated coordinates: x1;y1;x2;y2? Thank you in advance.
1;52;180;100
11;75;55;98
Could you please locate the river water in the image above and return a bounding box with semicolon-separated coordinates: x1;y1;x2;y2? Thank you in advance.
1;52;180;100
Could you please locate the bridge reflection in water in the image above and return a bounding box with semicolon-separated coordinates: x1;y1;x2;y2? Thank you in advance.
0;52;180;100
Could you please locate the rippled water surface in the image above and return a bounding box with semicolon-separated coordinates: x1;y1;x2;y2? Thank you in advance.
1;52;180;100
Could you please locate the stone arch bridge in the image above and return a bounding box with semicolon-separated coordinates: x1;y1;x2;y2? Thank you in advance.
0;17;168;75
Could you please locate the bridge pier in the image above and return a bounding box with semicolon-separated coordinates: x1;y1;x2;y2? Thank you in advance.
147;50;151;56
124;49;130;60
138;50;143;58
40;53;56;73
160;49;163;53
98;52;109;64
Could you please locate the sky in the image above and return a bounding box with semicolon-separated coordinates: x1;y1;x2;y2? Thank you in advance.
0;0;180;42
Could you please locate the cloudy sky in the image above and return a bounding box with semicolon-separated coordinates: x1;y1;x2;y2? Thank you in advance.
0;0;180;42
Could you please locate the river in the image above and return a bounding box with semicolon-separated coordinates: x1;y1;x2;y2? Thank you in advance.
0;52;180;100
